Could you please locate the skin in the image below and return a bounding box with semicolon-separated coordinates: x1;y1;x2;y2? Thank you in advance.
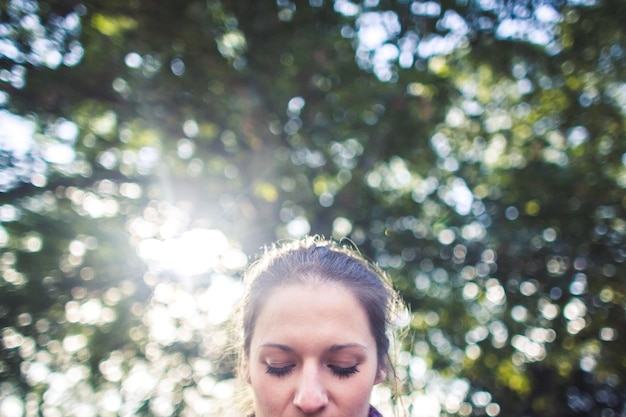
242;281;386;417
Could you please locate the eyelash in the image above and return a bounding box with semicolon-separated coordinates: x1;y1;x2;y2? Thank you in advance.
265;364;359;379
266;364;295;377
329;364;359;379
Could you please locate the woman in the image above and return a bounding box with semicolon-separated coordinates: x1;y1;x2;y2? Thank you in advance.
237;236;400;417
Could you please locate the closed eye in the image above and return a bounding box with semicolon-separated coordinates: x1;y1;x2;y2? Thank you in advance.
265;364;295;377
328;364;359;379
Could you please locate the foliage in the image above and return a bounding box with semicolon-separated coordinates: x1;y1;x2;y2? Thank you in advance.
0;0;625;416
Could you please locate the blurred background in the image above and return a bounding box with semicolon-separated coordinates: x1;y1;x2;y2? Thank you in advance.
0;0;625;416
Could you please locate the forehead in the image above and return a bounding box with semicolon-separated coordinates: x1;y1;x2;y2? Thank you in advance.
250;282;375;351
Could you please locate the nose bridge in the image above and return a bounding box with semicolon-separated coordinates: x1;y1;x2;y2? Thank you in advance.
293;361;328;412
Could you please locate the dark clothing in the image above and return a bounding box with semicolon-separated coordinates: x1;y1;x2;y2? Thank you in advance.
369;405;383;417
249;405;382;417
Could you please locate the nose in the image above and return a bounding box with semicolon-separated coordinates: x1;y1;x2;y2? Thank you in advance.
293;365;328;413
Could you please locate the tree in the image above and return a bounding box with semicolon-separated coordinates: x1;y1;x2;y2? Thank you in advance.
1;0;624;416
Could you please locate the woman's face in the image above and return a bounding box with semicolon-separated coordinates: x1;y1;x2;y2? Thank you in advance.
244;281;385;417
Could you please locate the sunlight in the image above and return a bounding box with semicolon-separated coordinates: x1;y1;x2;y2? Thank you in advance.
128;225;247;415
0;396;24;417
0;110;33;154
137;228;247;276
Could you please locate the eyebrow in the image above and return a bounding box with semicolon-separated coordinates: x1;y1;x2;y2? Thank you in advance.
259;343;294;352
259;343;369;353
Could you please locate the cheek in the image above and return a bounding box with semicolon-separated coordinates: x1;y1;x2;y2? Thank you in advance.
250;375;294;416
330;373;377;407
249;365;291;401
